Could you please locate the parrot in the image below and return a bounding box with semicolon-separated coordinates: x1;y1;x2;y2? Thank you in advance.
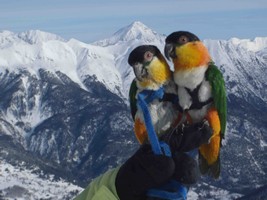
164;31;227;178
128;45;178;145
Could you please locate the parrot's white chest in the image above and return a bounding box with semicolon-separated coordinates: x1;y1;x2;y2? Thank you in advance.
173;65;207;90
136;100;178;136
174;66;213;122
136;80;178;135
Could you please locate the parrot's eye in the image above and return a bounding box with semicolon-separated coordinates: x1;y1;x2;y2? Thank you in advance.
144;51;153;62
178;36;189;45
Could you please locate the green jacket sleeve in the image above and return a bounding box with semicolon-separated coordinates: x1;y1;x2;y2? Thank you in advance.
74;167;120;200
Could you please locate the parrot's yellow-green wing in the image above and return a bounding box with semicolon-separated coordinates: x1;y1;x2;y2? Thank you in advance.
129;79;138;120
205;62;227;139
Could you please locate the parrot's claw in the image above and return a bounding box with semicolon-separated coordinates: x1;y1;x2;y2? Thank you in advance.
201;120;213;144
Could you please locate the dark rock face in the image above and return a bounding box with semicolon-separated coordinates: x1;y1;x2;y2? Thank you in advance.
0;68;138;186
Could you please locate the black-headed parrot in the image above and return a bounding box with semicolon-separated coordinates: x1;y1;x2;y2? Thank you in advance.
128;45;178;145
164;31;227;179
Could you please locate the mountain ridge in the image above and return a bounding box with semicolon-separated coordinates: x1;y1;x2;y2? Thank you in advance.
1;23;267;100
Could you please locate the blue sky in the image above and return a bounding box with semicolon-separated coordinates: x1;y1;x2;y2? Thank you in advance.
1;0;267;43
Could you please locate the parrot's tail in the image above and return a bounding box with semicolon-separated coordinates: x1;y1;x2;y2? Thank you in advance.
198;152;220;179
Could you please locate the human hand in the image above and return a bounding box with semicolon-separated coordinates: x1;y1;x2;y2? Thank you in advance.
115;144;175;200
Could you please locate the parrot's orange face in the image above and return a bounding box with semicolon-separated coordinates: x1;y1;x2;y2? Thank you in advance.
172;41;211;71
164;31;211;71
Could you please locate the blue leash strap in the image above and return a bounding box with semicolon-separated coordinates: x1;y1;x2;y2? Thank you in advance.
137;88;164;155
137;88;188;200
147;180;188;200
139;88;164;105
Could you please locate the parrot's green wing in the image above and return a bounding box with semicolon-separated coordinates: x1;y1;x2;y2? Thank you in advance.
129;79;138;120
206;62;227;138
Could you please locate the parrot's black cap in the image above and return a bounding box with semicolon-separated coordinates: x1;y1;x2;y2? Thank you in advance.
165;31;200;44
164;31;200;60
128;45;160;66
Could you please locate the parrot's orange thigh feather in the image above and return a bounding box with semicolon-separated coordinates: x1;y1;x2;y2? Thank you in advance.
199;108;221;165
134;118;148;144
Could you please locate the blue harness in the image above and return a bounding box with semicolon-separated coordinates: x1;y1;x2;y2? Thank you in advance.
137;88;188;200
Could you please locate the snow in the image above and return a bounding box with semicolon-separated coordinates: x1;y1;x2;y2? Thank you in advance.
260;139;267;148
94;21;165;46
0;28;130;97
247;147;265;175
229;37;267;52
0;160;82;200
189;183;243;200
17;30;65;45
204;37;267;102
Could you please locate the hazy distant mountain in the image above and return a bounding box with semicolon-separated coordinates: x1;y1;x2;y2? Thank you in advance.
0;21;266;199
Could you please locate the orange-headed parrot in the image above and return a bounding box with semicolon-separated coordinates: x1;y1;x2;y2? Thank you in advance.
164;31;227;178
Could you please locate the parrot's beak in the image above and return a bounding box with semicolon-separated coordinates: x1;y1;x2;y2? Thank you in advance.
133;63;148;82
164;43;176;60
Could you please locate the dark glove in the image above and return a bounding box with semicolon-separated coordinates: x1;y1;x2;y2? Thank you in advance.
115;144;175;200
172;152;199;185
160;120;212;153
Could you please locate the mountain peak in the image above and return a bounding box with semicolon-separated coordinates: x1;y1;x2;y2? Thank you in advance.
18;30;65;44
228;37;267;52
127;21;149;31
95;21;165;46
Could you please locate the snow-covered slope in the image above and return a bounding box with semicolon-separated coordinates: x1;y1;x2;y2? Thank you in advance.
0;30;122;98
94;21;165;46
0;21;266;200
228;37;267;52
204;38;267;102
0;160;82;200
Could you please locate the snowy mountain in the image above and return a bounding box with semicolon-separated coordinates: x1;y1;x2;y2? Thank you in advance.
0;21;266;199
